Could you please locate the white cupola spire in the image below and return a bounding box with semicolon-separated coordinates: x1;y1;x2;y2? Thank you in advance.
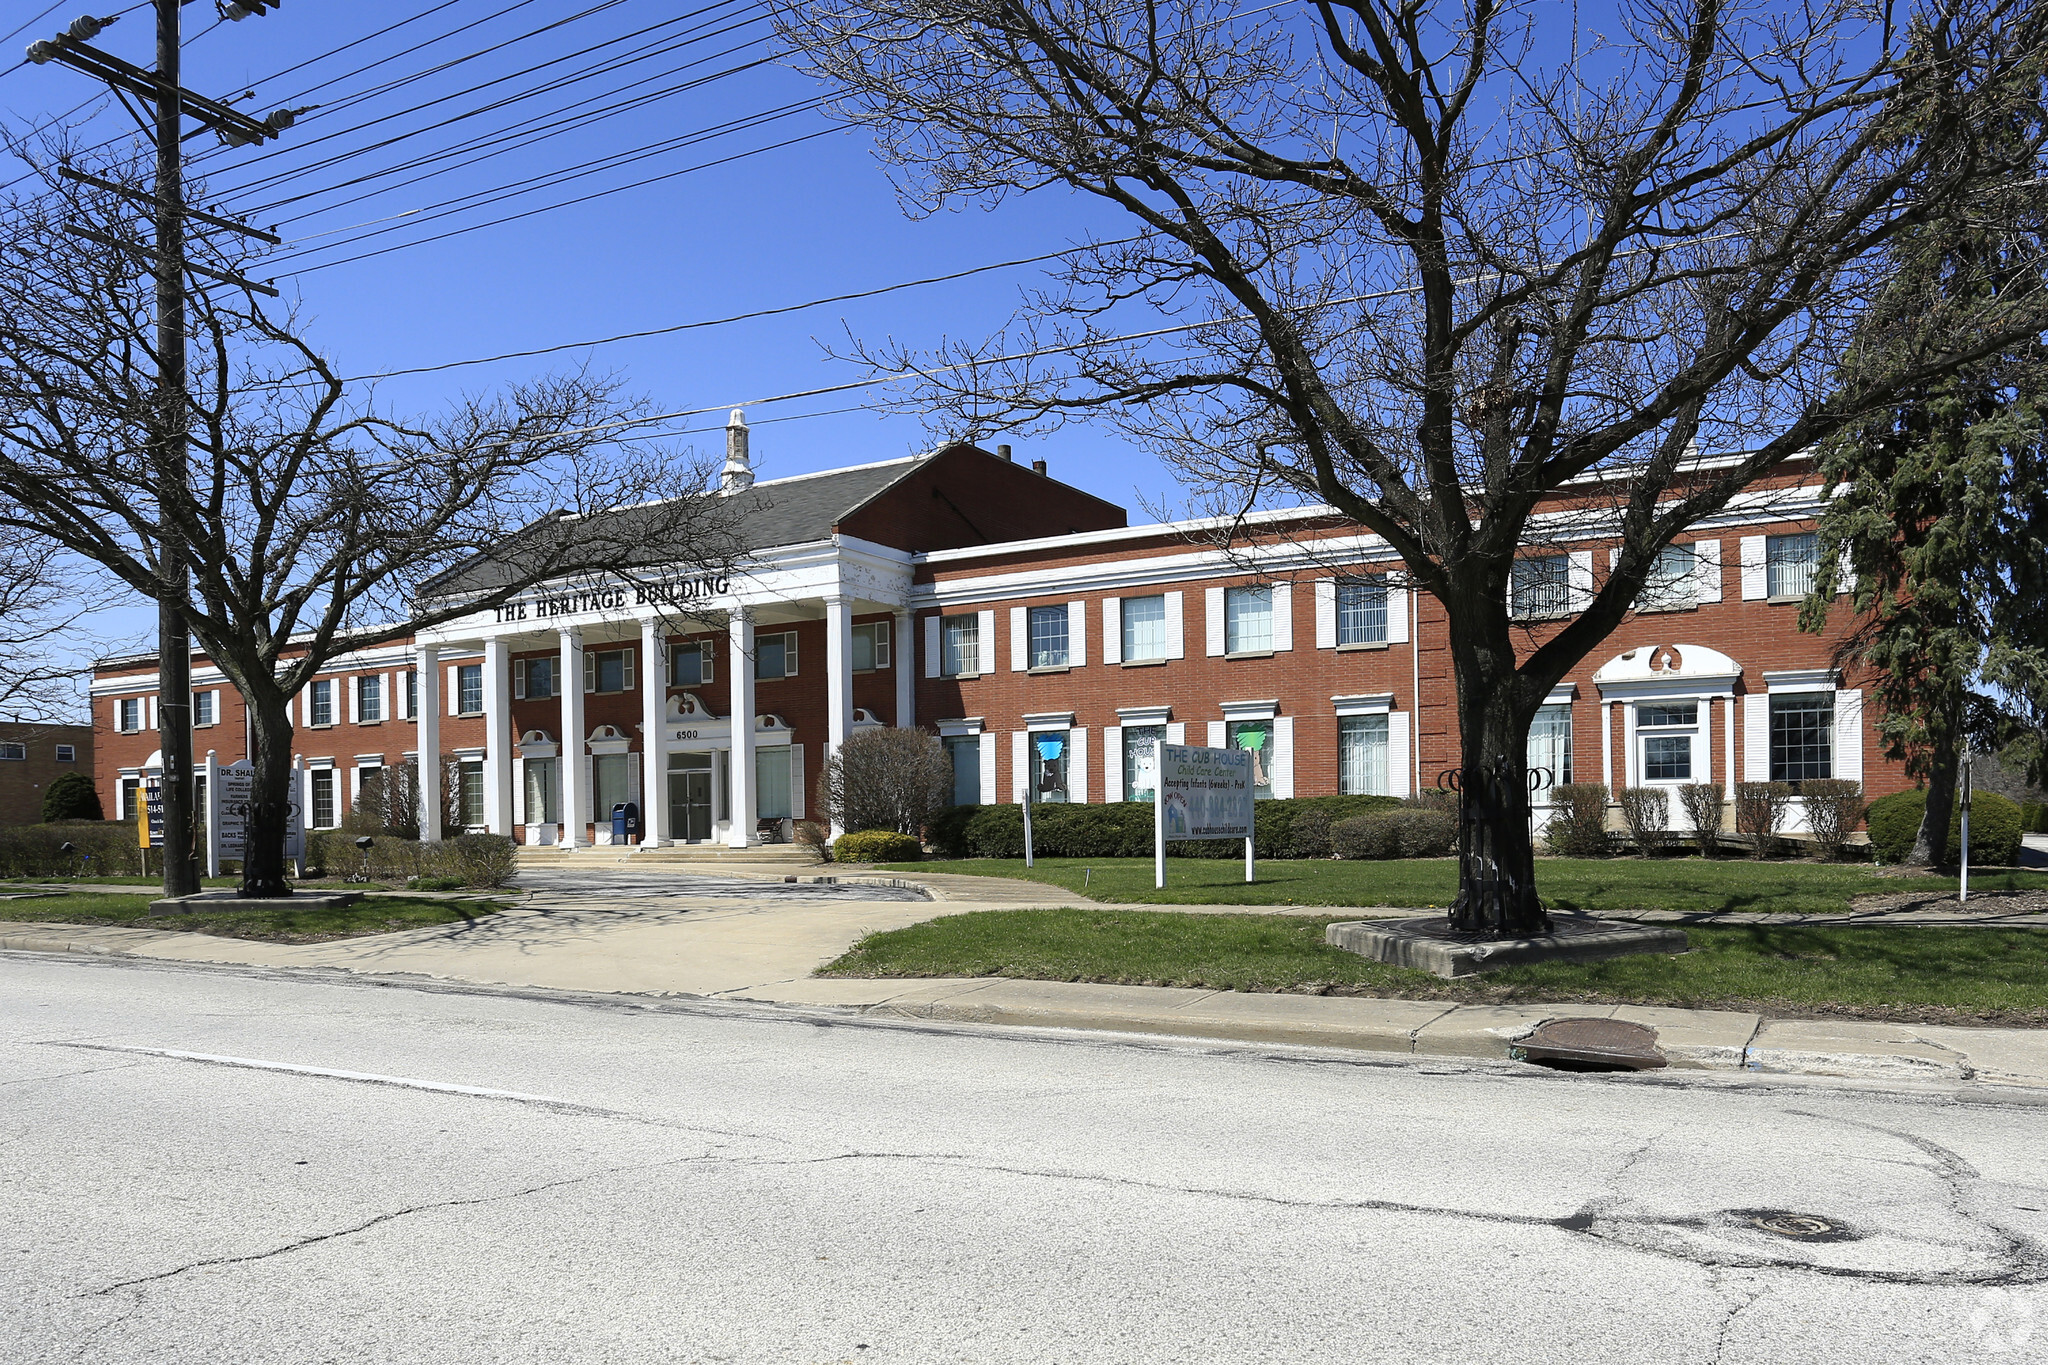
721;408;753;492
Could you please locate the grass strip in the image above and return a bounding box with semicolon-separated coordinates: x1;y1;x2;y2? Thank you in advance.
821;907;2048;1025
880;857;2048;914
0;892;505;942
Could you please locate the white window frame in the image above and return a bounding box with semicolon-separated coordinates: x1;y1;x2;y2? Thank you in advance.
1120;594;1168;662
941;614;980;677
1224;585;1273;654
851;621;892;673
358;674;384;723
309;678;335;728
754;632;797;681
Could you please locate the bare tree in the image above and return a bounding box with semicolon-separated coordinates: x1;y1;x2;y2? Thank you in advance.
0;145;741;896
0;523;112;722
817;727;957;835
777;0;2048;933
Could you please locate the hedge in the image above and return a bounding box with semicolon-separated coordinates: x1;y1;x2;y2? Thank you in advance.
1867;788;2024;866
0;821;144;878
832;829;922;863
1330;809;1456;859
305;831;518;888
925;796;1405;860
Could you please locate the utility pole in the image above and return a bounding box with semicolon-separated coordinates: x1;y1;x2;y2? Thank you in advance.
154;0;196;899
28;3;297;899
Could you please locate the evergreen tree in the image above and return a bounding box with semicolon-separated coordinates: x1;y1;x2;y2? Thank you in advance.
41;770;103;823
1804;44;2048;865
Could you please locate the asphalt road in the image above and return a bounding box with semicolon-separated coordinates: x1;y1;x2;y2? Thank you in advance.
3;951;2044;1364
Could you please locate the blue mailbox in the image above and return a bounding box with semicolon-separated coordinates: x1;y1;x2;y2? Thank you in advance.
611;801;640;842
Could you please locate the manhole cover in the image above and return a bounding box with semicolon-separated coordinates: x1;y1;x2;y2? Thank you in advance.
1733;1209;1858;1242
1510;1017;1666;1071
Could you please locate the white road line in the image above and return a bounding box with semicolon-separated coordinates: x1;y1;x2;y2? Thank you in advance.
52;1042;590;1109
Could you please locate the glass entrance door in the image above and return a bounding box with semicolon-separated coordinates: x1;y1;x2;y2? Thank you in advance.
667;752;714;842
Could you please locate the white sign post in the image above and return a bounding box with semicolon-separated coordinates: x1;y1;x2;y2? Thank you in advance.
1153;741;1255;889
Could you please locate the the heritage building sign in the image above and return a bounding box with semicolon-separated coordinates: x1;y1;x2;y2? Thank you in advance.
489;573;735;625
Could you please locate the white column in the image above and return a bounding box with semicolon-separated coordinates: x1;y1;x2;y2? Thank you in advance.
1723;694;1737;797
641;617;667;847
416;643;441;842
483;637;512;835
824;594;853;836
203;749;220;878
559;629;586;846
727;608;757;848
894;608;914;729
1600;699;1613;794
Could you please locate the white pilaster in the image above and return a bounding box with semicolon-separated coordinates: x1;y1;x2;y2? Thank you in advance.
642;617;667;846
727;609;757;848
1600;699;1614;795
824;594;853;836
894;609;914;728
483;637;512;835
559;629;586;846
416;644;442;842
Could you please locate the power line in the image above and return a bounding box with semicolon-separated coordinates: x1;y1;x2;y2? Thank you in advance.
278;123;838;277
265;91;818;265
330;236;1151;382
242;28;776;219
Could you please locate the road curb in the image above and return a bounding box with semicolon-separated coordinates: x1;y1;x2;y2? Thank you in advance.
0;933;127;957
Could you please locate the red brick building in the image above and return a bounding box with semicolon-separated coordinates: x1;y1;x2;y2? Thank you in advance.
0;721;93;827
91;422;1895;846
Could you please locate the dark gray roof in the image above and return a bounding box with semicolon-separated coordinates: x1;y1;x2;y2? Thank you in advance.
421;456;928;602
727;457;924;551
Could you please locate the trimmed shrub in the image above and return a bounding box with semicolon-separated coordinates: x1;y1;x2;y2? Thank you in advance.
306;831;517;888
1543;783;1611;856
443;833;517;888
940;796;1406;861
1801;779;1866;861
1617;788;1671;854
1678;783;1725;857
1734;782;1794;858
1862;787;2019;866
1331;809;1456;859
1867;789;1927;864
832;829;922;863
41;772;103;823
0;820;143;877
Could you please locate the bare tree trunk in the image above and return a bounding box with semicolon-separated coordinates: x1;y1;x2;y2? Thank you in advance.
1909;725;1960;867
240;687;297;898
1446;628;1550;937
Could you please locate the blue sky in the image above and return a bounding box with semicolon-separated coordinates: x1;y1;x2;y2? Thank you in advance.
1;0;1172;683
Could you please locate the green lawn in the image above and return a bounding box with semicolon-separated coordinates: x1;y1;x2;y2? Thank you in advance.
1;876;410;891
0;892;505;942
821;907;2048;1023
881;857;2048;915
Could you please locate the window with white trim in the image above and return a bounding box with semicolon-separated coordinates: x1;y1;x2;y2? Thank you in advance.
1336;579;1389;645
0;742;24;761
523;656;559;699
1227;718;1275;799
756;746;793;819
457;760;486;828
1027;606;1069;669
55;744;76;762
457;664;484;713
1122;725;1164;801
310;769;337;829
358;674;383;723
1121;595;1167;661
192;690;216;726
118;698;142;732
755;632;797;681
1528;704;1574;790
852;621;891;672
405;670;418;719
1766;533;1820;599
589;649;632;694
941;615;979;677
1028;730;1070;803
1637;701;1697;782
1511;555;1570;619
669;641;709;688
1224;586;1273;654
1338;714;1388;795
1770;693;1833;784
309;679;335;727
944;736;982;806
1641;544;1698;610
